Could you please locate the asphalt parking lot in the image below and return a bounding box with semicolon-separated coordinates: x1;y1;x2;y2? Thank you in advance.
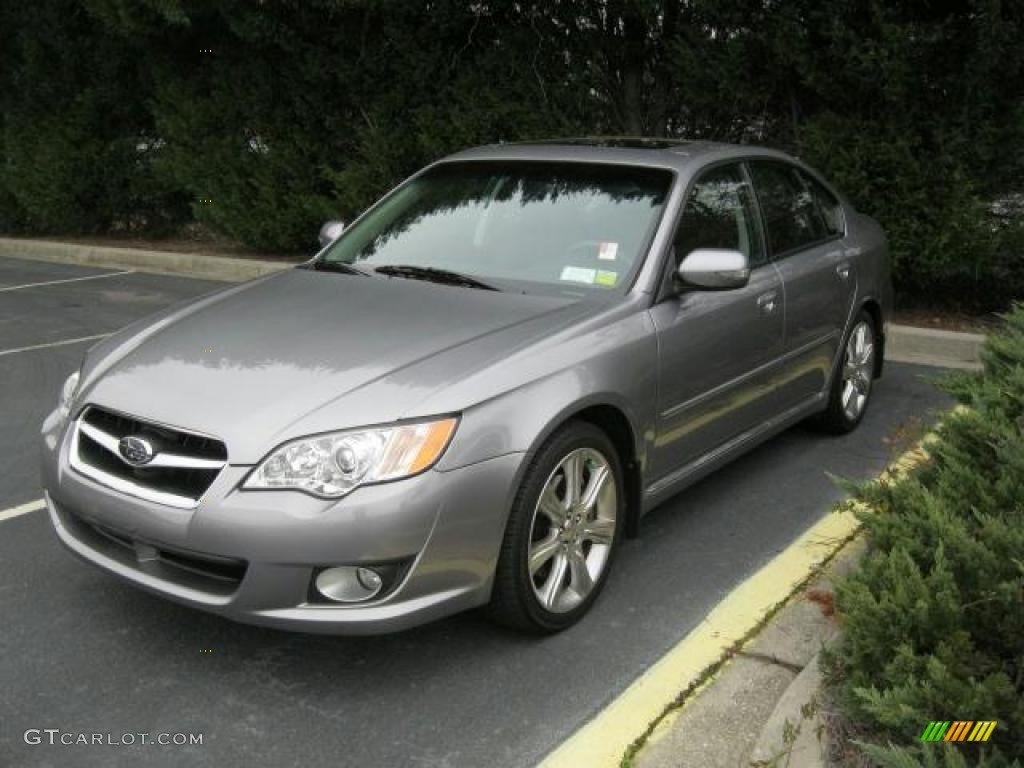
0;255;952;768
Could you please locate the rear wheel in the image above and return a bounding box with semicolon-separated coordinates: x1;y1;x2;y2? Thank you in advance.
816;310;877;433
487;422;624;633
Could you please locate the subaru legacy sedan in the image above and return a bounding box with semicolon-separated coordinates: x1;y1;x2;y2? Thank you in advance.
41;139;890;634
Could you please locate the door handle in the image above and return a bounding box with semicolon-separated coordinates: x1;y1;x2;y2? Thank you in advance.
836;262;851;280
756;291;778;315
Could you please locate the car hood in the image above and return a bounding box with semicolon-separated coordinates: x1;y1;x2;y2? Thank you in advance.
80;269;595;463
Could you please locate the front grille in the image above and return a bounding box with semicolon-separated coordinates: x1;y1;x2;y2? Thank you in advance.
85;408;226;460
70;406;227;509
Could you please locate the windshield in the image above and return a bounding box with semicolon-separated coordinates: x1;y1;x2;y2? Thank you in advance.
319;161;673;293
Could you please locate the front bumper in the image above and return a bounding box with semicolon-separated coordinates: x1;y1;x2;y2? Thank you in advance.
41;413;523;634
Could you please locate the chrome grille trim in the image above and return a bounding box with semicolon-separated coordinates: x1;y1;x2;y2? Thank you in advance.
77;421;226;470
68;407;227;509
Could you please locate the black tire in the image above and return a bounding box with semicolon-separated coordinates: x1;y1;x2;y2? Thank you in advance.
487;421;625;633
815;309;877;434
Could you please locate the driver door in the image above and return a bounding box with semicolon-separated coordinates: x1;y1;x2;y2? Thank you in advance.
648;162;785;486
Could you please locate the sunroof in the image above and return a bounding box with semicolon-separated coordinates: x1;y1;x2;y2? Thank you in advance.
528;137;695;150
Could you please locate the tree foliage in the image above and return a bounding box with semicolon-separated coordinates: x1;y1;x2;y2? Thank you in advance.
1;1;1022;307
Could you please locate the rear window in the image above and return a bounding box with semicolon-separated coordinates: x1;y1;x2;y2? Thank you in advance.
748;162;833;256
797;169;845;237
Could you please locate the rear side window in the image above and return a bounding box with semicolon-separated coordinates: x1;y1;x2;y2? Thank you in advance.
797;170;845;237
748;161;831;256
674;163;765;267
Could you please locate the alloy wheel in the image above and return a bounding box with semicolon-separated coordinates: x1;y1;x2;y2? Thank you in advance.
527;447;617;614
841;320;875;421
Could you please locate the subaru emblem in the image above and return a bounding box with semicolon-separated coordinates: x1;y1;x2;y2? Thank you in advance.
118;435;155;466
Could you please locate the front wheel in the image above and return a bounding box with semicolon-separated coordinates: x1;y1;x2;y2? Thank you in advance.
487;422;624;633
816;310;877;433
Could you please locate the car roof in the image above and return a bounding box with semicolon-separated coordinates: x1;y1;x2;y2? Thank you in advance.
441;137;796;173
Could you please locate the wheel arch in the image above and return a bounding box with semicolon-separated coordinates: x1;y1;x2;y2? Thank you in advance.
859;297;885;378
523;399;645;540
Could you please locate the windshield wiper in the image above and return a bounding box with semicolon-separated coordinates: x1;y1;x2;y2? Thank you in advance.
373;264;499;291
310;260;373;276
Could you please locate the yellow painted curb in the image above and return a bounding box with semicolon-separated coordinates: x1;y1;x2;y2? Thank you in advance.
540;432;940;768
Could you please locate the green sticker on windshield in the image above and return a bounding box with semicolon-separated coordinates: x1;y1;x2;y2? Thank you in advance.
595;270;618;287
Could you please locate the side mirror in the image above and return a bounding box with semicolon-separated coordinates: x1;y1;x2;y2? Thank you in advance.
318;220;346;248
676;248;750;290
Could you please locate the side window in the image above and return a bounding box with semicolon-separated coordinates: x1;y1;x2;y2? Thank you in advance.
748;162;828;256
797;169;845;237
674;164;765;267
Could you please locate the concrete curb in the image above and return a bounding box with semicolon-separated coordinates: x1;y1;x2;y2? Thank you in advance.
630;538;860;768
887;324;985;370
748;651;827;767
0;237;295;282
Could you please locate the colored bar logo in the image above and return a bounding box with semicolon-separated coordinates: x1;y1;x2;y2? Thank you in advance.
921;721;997;742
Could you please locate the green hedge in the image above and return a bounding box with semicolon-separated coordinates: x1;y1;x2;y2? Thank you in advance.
798;121;1024;312
828;305;1024;763
861;742;1021;768
0;1;190;236
1;1;1022;305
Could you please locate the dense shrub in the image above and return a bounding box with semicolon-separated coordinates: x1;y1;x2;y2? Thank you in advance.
828;305;1024;762
0;1;189;235
799;121;1024;311
861;742;1021;768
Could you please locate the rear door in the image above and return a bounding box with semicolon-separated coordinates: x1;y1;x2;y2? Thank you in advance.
648;162;784;485
747;161;856;410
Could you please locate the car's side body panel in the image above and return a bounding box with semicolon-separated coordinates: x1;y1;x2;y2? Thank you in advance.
771;237;856;409
429;298;659;474
844;210;893;356
647;262;784;484
631;149;888;513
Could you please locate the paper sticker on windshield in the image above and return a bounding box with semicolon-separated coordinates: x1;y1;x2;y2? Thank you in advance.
560;266;596;284
598;242;618;261
595;270;618;287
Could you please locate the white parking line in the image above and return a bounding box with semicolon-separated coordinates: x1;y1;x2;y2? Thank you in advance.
0;333;112;358
0;498;46;522
0;270;135;293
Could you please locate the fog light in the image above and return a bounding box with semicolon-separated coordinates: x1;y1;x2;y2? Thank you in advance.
356;567;383;592
315;566;384;603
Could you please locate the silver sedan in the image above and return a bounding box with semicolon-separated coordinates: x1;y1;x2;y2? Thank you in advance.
41;139;891;633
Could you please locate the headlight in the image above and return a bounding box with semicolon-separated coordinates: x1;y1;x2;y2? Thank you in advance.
57;371;81;422
243;417;458;498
